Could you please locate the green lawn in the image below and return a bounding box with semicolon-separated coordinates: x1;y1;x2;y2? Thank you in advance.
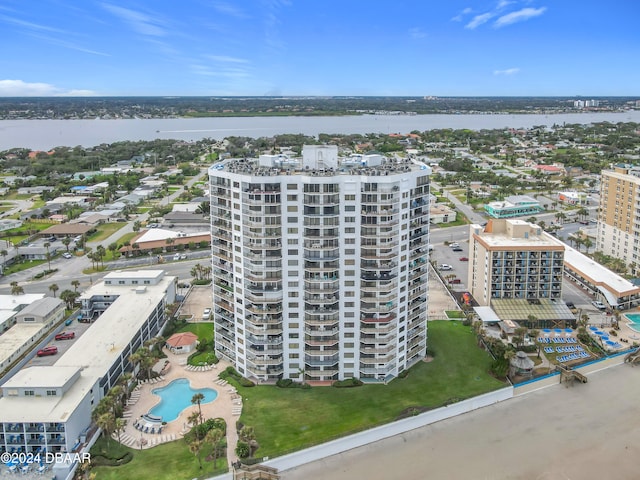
238;321;504;457
115;231;138;246
176;323;214;343
92;437;227;480
88;223;127;242
93;321;503;479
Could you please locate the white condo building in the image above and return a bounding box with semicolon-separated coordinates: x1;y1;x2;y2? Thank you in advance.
0;270;175;478
209;146;431;383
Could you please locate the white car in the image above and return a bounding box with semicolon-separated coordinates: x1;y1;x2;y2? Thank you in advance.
449;243;460;248
591;301;607;310
203;308;212;318
439;264;453;271
62;252;73;259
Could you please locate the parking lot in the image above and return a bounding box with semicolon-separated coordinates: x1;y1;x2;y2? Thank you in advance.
26;317;93;367
177;285;213;321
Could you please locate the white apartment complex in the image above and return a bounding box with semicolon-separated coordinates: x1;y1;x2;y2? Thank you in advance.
597;165;640;274
0;270;175;477
209;146;431;383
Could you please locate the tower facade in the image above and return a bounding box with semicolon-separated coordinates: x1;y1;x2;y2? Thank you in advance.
209;146;431;383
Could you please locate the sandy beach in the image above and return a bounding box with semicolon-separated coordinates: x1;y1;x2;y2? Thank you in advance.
282;364;640;480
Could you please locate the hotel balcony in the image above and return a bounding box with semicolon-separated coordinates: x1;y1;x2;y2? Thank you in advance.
360;321;397;334
246;303;283;315
360;344;395;355
245;353;283;366
216;299;234;313
360;353;396;364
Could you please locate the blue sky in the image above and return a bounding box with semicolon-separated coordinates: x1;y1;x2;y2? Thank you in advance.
0;1;638;97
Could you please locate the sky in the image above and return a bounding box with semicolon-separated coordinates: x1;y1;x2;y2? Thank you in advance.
0;0;638;97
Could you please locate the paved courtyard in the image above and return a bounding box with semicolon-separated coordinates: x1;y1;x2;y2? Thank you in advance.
117;349;240;466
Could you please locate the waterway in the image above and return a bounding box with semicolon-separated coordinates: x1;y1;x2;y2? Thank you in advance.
1;111;639;151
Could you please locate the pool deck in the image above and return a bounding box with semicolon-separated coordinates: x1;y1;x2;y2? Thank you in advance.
116;347;239;467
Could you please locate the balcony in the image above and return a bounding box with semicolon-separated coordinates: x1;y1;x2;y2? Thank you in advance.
246;334;283;346
304;336;339;347
304;294;339;304
245;354;283;366
246;304;283;315
361;312;397;323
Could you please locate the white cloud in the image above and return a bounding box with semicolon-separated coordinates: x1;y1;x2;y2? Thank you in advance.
101;3;166;36
408;27;426;39
211;2;249;19
494;7;547;27
0;79;96;96
496;0;513;9
465;13;494;30
451;7;472;22
493;68;520;75
205;55;249;64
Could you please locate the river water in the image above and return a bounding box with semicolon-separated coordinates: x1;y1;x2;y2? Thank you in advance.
1;111;639;151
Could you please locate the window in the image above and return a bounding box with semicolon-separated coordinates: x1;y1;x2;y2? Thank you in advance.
287;228;298;234
288;259;299;266
25;390;34;396
287;205;298;212
287;184;297;190
345;216;355;223
289;343;299;349
288;249;298;255
345;205;355;212
288;302;299;308
46;390;57;396
345;194;356;201
345;227;355;233
287;194;298;201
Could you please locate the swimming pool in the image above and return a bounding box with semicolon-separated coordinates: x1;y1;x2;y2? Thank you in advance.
149;378;217;423
625;313;640;332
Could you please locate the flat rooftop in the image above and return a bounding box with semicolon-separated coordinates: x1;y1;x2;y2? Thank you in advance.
59;273;176;379
212;157;430;178
0;373;96;423
3;365;80;389
0;324;48;368
562;240;640;297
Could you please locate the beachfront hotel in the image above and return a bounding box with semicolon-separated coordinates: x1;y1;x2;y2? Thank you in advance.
468;219;565;305
0;270;176;478
209;145;431;383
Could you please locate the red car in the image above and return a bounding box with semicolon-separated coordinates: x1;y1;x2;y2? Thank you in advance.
459;257;469;262
449;278;462;284
55;331;75;340
36;346;58;357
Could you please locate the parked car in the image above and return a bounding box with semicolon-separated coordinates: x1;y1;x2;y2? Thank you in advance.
449;243;460;248
449;278;462;284
452;247;463;252
180;254;187;260
37;346;58;357
459;257;469;262
173;253;181;261
64;318;73;326
62;252;73;259
592;301;607;310
203;308;212;319
439;264;452;271
55;332;75;340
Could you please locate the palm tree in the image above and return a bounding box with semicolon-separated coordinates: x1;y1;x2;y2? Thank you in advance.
165;237;175;252
0;249;7;270
191;393;205;424
95;412;116;450
60;289;79;309
96;245;106;267
205;428;224;470
582;238;593;254
133;220;141;233
187;436;203;469
108;242;118;260
49;283;59;298
239;425;257;456
71;280;80;292
10;281;24;295
576;207;589;221
61;236;71;252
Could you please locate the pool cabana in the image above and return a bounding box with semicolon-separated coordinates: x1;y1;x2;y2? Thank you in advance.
165;332;198;354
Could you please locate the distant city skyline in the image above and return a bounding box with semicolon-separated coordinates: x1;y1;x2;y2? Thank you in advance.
1;1;638;97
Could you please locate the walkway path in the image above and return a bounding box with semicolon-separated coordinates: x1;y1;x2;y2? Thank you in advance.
118;349;239;469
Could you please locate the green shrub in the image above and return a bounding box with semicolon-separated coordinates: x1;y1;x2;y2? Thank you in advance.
90;451;133;467
276;378;309;389
235;441;250;458
332;378;363;388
